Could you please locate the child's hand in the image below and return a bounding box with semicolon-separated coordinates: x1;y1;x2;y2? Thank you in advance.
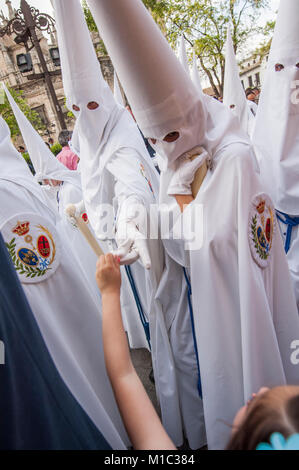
96;254;121;296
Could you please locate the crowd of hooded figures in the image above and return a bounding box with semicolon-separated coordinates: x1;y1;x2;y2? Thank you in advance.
0;0;299;451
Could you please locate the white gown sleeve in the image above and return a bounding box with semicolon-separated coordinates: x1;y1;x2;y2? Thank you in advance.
106;147;152;216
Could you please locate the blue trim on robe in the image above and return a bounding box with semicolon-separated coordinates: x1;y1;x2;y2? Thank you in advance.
183;267;202;398
125;265;151;349
0;232;111;450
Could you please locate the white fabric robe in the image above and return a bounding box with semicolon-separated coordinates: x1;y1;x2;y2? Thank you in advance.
54;178;148;350
1;81;104;304
81;0;299;451
0;180;128;449
252;0;299;313
94;141;206;449
52;0;206;446
247;100;257;138
2;80;146;346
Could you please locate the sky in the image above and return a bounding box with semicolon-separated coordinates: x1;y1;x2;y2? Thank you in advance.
1;0;54;38
264;0;280;18
242;0;279;56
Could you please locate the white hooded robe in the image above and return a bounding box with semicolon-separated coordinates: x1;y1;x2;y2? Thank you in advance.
0;117;128;449
83;0;299;450
53;0;206;448
252;0;299;311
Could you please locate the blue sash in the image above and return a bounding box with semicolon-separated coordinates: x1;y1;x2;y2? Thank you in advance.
0;232;111;450
183;268;202;398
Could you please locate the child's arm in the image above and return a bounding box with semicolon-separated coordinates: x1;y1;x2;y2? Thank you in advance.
96;254;176;450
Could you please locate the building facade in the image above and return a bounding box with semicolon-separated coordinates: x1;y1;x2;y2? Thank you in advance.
239;54;269;91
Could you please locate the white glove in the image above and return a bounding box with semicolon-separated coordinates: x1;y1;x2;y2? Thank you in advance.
167;147;209;196
65;200;86;227
113;197;151;270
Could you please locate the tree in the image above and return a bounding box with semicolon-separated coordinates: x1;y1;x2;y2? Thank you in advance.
0;86;45;139
142;0;273;97
81;0;274;98
142;0;169;32
252;19;275;59
82;0;97;31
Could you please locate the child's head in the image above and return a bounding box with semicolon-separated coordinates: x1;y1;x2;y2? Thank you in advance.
227;386;299;450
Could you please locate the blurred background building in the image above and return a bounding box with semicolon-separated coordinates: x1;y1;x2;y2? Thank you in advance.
0;0;114;146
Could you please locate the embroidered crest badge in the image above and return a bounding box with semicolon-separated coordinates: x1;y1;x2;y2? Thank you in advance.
1;213;60;284
249;193;276;268
69;210;89;229
81;212;89;223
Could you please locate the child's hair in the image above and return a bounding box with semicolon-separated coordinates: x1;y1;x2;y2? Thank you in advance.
226;386;299;450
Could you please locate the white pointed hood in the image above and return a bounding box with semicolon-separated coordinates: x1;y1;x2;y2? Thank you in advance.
87;0;208;169
2;83;81;190
114;71;125;106
52;0;115;128
0;115;56;218
223;28;248;133
178;35;190;75
252;0;299;215
191;52;203;93
87;0;249;170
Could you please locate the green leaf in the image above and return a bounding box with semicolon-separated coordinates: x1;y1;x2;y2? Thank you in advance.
0;86;45;138
138;0;273;96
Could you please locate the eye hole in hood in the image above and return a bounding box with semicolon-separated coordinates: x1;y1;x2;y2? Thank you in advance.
87;101;99;110
163;132;180;143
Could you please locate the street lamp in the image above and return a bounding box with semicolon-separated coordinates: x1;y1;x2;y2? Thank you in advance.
0;0;66;130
